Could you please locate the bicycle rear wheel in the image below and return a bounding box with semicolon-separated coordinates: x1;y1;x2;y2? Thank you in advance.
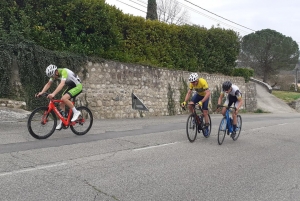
232;115;242;141
186;114;198;142
27;106;57;139
218;117;227;145
70;106;93;135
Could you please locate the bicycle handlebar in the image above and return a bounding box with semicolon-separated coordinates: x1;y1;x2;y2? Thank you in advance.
181;103;203;112
36;92;56;100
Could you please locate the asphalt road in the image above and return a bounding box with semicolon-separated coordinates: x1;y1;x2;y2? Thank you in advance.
1;112;300;201
1;83;299;201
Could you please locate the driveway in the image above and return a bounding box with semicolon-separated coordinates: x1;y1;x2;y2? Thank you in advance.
255;83;297;113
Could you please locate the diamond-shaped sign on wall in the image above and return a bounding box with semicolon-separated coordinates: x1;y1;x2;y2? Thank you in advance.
132;93;149;111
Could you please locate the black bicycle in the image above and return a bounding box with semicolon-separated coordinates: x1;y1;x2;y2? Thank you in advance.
184;103;212;142
217;105;242;145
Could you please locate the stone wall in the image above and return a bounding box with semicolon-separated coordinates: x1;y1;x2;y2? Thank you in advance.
73;60;257;119
0;99;26;109
289;100;300;112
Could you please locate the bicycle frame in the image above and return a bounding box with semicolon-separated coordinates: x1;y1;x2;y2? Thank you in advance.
45;99;76;127
187;103;203;126
219;105;236;134
224;108;233;134
217;105;242;145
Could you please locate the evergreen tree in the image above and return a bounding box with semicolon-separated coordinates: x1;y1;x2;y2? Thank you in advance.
146;0;158;20
240;29;299;82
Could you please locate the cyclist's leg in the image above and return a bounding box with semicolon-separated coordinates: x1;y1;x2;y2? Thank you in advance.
222;98;229;116
56;88;70;130
200;96;209;125
199;96;211;137
232;100;240;130
65;84;82;121
63;84;82;110
189;93;201;113
59;88;69;112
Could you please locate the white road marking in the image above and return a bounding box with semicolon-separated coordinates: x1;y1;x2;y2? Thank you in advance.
133;142;178;151
0;162;67;177
247;123;289;131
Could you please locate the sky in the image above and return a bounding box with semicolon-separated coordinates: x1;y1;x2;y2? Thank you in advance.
106;0;300;45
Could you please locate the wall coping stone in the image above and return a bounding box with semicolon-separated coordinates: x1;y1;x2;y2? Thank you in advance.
250;77;272;93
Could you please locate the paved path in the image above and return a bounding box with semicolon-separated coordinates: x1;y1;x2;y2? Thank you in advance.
255;83;297;113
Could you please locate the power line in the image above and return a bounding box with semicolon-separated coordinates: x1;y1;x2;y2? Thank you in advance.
183;0;256;32
116;0;146;13
126;0;191;25
128;0;147;8
115;0;299;50
155;1;299;60
135;0;253;35
177;1;252;35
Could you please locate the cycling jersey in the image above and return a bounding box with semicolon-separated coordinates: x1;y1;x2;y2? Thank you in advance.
49;68;81;87
189;78;209;96
50;68;82;98
221;84;242;107
221;84;242;100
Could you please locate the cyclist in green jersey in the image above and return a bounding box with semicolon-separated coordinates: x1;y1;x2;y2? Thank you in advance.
36;64;82;130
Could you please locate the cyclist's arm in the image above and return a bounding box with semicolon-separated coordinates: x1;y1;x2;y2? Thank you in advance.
39;81;52;94
235;90;242;109
199;79;210;104
52;79;66;97
184;89;193;102
236;96;243;111
201;89;210;103
218;92;224;105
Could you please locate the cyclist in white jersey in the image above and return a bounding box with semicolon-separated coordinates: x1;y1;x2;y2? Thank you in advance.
36;64;82;130
217;81;243;138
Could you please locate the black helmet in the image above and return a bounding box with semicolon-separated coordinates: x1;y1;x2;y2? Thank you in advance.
222;81;232;91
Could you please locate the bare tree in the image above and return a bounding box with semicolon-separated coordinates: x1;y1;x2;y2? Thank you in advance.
157;0;189;25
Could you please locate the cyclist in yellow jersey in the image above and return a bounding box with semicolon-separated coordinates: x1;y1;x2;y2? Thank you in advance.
181;73;211;134
218;81;243;138
36;64;82;130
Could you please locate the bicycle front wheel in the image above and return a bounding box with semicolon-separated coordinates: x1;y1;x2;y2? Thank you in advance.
232;115;242;141
186;114;198;142
218;117;227;145
70;106;93;135
27;106;57;139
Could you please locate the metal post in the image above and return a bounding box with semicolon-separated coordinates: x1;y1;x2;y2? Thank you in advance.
296;69;298;91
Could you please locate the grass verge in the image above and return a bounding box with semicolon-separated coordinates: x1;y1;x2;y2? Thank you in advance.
272;90;300;103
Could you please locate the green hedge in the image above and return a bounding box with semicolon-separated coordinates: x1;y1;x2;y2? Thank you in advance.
0;0;243;109
0;39;87;110
0;0;240;72
232;68;254;82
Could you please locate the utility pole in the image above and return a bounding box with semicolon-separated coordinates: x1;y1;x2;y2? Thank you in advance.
295;61;300;91
296;68;298;91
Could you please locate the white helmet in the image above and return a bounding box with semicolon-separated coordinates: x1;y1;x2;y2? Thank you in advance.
45;64;57;77
189;73;198;82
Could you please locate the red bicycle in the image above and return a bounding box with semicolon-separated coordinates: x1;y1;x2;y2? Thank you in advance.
27;93;93;139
